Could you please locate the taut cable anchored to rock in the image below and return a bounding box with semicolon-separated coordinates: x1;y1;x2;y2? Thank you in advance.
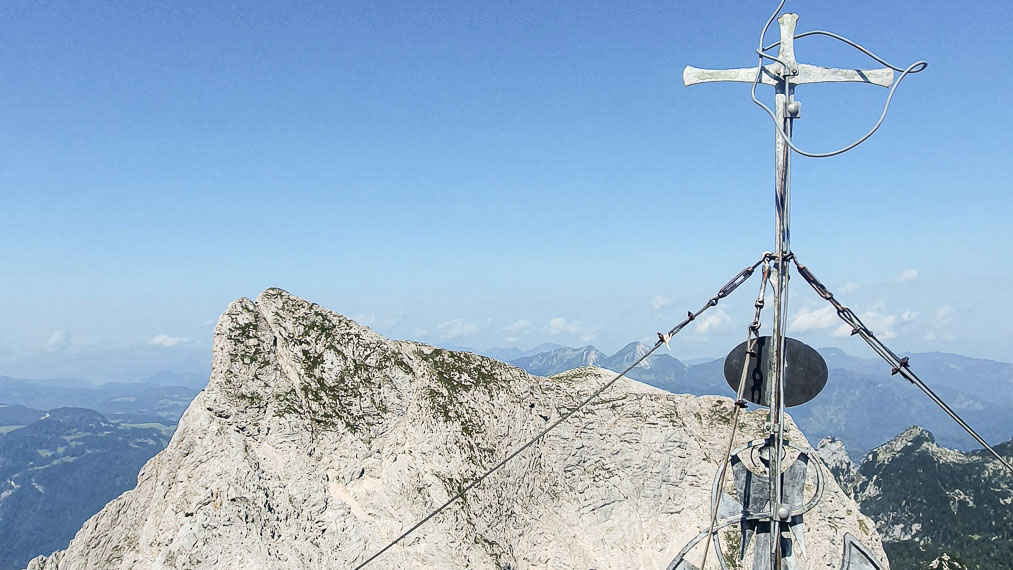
792;255;1013;474
353;255;769;570
355;2;1010;569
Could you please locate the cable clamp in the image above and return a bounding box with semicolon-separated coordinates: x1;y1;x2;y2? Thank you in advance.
891;356;910;375
658;332;672;351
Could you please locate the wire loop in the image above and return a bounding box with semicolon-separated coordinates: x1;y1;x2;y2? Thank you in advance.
751;0;927;158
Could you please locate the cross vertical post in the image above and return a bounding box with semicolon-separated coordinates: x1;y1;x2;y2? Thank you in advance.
768;13;797;570
683;11;894;570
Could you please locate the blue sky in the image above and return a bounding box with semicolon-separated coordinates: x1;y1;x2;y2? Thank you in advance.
2;1;1012;370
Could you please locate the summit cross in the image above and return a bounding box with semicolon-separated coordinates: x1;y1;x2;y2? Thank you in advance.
683;13;895;570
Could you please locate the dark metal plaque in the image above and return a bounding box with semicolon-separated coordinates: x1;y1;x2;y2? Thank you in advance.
723;336;828;407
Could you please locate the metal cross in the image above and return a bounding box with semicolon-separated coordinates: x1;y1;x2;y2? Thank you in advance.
683;13;894;570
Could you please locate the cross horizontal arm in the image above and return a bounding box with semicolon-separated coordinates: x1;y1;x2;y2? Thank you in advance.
683;64;781;87
796;65;893;87
683;64;893;88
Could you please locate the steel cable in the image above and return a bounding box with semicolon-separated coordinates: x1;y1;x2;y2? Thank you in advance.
698;261;770;570
751;0;927;158
352;255;770;569
792;255;1013;474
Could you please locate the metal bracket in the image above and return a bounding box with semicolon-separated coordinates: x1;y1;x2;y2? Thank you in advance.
786;100;802;119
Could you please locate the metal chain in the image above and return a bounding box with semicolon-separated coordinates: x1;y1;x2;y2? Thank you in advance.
791;255;1013;474
699;260;771;570
353;255;770;570
657;254;771;349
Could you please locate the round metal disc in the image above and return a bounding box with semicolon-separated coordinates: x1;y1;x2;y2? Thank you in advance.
723;336;828;407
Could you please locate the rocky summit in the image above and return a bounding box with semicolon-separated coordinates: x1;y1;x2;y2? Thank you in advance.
28;289;885;569
821;427;1013;570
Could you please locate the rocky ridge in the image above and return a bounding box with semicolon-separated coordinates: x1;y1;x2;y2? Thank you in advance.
30;289;886;569
818;427;1013;570
511;345;1013;456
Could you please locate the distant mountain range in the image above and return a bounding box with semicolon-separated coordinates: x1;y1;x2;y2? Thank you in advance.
478;343;566;363
505;344;1013;456
0;377;198;570
0;408;170;570
2;337;1010;569
0;376;200;425
0;345;209;387
818;428;1013;570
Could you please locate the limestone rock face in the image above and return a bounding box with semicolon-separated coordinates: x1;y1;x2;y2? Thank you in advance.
28;289;887;569
816;436;859;491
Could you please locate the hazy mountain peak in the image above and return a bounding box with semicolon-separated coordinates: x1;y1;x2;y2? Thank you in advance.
38;407;116;432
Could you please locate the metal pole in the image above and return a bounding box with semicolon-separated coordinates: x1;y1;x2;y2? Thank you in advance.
768;61;795;570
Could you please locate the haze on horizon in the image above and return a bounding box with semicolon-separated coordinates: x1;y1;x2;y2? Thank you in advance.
3;1;1012;369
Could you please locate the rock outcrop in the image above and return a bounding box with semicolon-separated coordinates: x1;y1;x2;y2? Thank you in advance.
28;289;886;569
827;427;1013;570
816;436;859;492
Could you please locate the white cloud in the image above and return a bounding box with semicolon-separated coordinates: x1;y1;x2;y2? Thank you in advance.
350;312;375;326
832;311;898;340
351;311;404;331
437;319;477;340
898;269;919;283
696;308;731;335
831;325;853;338
901;310;918;322
504;319;530;332
838;282;860;294
922;307;956;343
44;330;71;353
935;306;954;326
789;305;837;333
547;317;598;342
549;317;581;335
149;334;189;347
652;295;673;310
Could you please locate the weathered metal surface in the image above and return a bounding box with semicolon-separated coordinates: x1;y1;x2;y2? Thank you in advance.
839;533;886;570
668;439;828;570
683;64;893;88
729;449;812;570
680;8;906;570
765;16;797;570
723;336;828;407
